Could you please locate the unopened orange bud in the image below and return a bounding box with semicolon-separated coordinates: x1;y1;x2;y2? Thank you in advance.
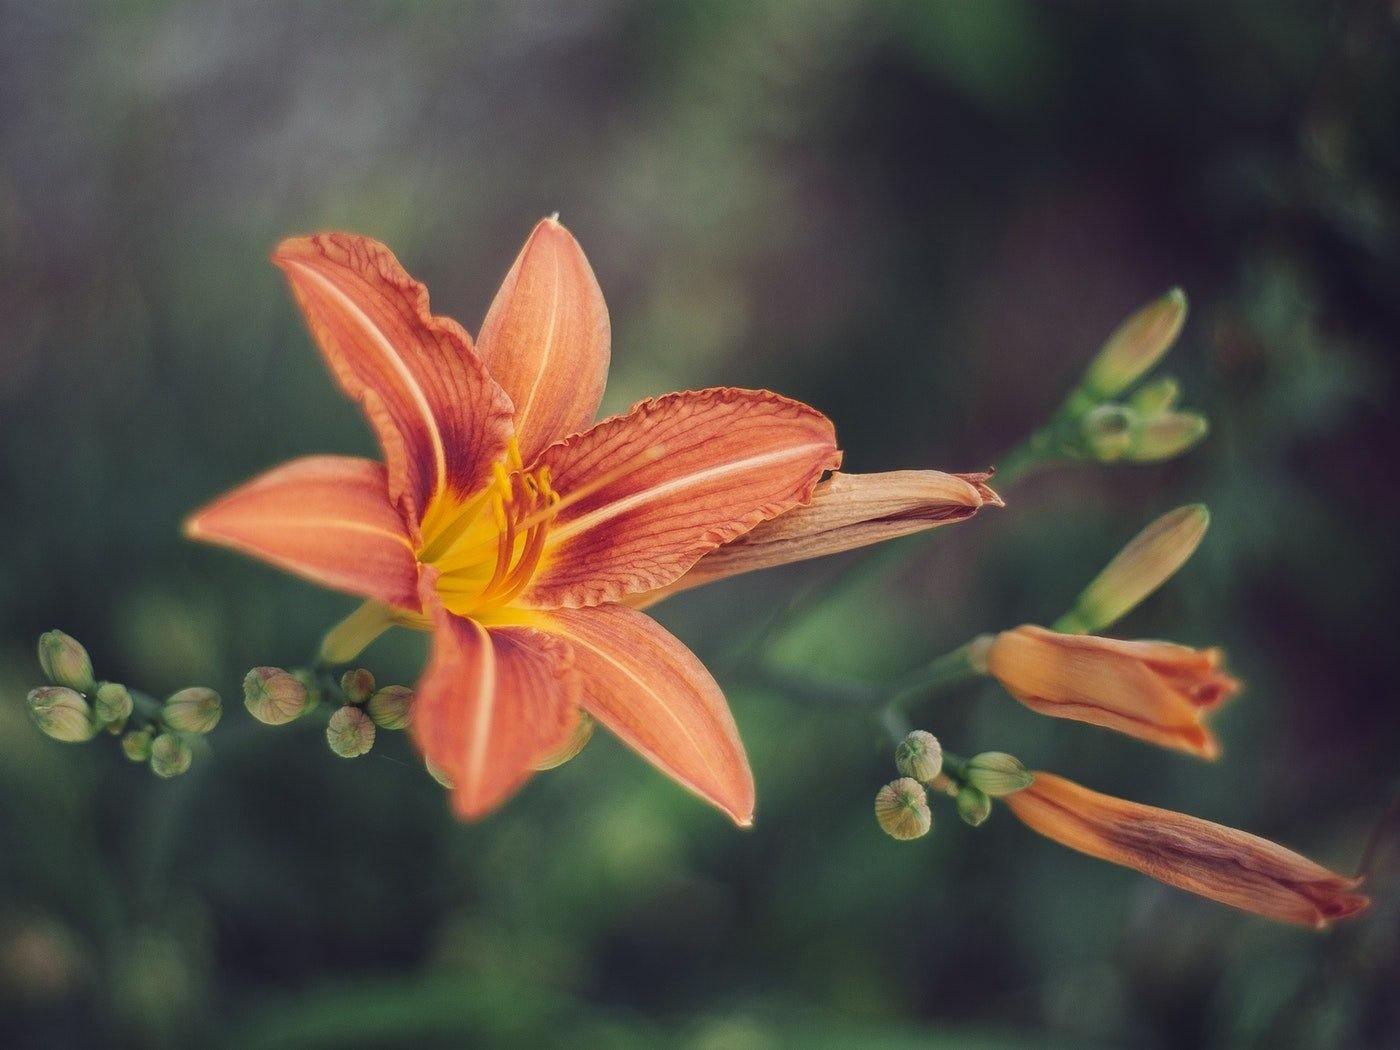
1005;772;1369;928
986;625;1239;758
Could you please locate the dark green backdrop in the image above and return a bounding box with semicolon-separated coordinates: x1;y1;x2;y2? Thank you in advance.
1;2;1396;1047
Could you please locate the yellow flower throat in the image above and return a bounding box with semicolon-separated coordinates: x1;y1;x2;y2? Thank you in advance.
418;440;560;618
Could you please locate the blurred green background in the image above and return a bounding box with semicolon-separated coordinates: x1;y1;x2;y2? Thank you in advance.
2;2;1397;1047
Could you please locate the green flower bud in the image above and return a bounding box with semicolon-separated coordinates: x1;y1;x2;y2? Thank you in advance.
1128;412;1208;463
37;630;96;692
366;685;413;730
955;784;993;827
121;727;154;762
149;733;193;778
964;752;1035;797
1129;375;1182;416
94;682;134;727
26;686;96;743
242;667;310;725
425;758;454;789
874;777;932;841
1082;288;1187;400
294;669;322;712
535;712;595;770
340;668;375;704
326;705;375;758
1062;504;1210;634
1078;404;1138;462
162;687;222;734
894;730;943;783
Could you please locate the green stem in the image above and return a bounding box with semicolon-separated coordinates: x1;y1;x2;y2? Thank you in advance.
885;640;985;712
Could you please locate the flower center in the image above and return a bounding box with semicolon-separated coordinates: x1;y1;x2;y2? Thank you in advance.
419;443;559;617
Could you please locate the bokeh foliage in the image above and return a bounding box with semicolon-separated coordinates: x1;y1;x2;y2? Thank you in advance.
1;2;1397;1047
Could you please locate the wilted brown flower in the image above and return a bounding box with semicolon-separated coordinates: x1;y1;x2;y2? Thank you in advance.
1005;772;1369;928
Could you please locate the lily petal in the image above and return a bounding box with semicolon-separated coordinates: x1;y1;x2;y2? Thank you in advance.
412;571;580;820
525;388;841;608
476;217;610;462
1006;772;1370;928
544;604;754;826
184;455;419;609
273;234;514;527
633;470;1001;607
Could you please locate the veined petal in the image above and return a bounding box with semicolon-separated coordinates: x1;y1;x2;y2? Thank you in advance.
184;455;419;609
524;388;841;609
633;470;1001;607
476;216;610;462
412;571;580;820
273;234;514;527
544;604;754;826
1006;772;1370;928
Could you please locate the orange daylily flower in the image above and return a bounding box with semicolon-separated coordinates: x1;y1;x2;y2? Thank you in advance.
1005;772;1369;928
985;625;1239;758
186;218;996;823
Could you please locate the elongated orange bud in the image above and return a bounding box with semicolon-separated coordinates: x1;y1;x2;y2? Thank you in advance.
986;625;1239;758
1005;772;1369;928
1081;288;1187;400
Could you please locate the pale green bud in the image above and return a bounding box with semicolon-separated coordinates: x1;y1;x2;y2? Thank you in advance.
26;686;96;743
149;733;193;778
535;712;595;770
1128;412;1208;462
242;667;310;725
964;752;1035;797
874;777;932;841
121;727;154;762
340;668;375;704
1082;288;1187;400
1062;503;1210;634
293;669;322;712
37;630;96;692
1078;404;1139;462
94;682;134;727
894;730;943;783
162;687;222;734
1129;375;1182;416
366;685;412;730
955;785;993;827
326;705;375;758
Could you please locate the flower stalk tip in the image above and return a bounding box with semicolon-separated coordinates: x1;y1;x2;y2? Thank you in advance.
366;685;413;730
243;667;311;725
27;687;97;743
37;631;96;693
162;687;223;735
894;730;943;783
875;778;932;841
94;682;134;729
955;785;993;827
327;706;375;758
149;733;193;778
964;752;1034;797
340;668;376;705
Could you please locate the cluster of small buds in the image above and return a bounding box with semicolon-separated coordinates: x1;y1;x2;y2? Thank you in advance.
25;630;220;779
240;663;414;760
1030;290;1208;469
876;731;1034;841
